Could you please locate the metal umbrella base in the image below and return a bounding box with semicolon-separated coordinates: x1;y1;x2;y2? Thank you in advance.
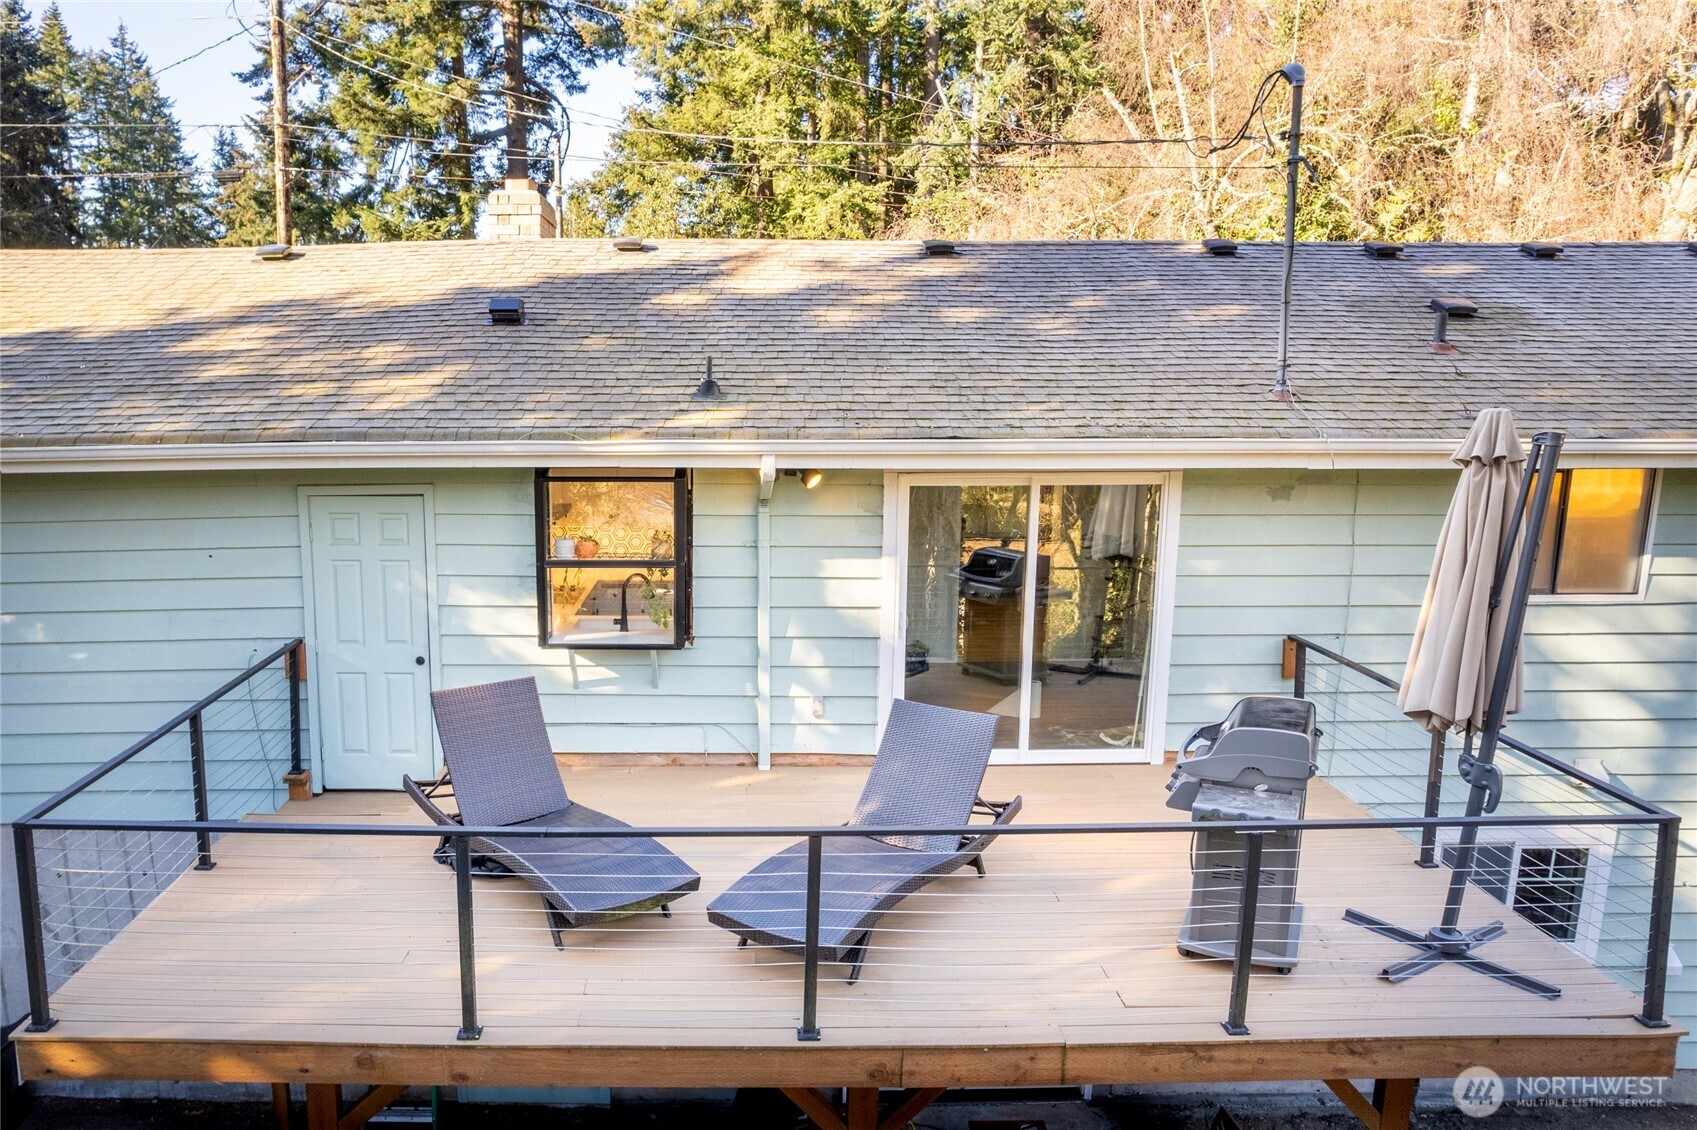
1343;909;1562;999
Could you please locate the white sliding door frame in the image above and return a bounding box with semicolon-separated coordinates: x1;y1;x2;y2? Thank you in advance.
882;471;1181;765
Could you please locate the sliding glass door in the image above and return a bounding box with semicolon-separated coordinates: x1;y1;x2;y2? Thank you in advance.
896;475;1170;762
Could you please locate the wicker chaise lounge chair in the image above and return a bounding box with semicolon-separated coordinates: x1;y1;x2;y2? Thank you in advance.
404;677;700;945
706;699;1021;983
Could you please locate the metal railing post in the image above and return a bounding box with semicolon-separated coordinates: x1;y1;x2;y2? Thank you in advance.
188;711;216;870
454;835;482;1040
12;824;58;1031
1222;830;1265;1036
1635;816;1679;1028
1418;730;1446;868
286;643;303;776
797;834;823;1041
1291;640;1307;700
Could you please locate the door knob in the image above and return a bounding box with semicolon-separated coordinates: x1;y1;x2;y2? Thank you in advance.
415;656;426;666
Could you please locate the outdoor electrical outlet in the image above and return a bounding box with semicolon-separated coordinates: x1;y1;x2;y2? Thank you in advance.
810;696;826;719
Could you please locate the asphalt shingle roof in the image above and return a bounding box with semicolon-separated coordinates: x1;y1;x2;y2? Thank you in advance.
1;239;1692;447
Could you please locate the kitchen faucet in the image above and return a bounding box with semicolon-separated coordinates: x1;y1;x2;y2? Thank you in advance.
613;571;651;632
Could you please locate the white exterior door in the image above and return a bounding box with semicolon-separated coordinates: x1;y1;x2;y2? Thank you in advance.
307;495;434;789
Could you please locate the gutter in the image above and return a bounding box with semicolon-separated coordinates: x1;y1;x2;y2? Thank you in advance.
3;437;1694;474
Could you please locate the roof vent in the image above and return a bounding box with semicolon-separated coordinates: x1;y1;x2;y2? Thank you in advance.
690;358;726;401
921;239;957;256
1201;238;1238;257
1364;241;1403;260
487;297;525;326
613;237;646;252
1520;241;1562;259
255;243;292;261
1429;296;1478;353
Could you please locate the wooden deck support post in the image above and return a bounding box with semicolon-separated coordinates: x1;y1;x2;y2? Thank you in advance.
781;1086;950;1130
305;1084;338;1130
301;1082;408;1130
1323;1078;1418;1130
847;1087;878;1130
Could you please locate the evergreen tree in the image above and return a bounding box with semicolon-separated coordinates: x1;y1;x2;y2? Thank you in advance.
0;0;78;245
206;111;352;246
207;127;271;246
577;1;1096;238
275;0;621;240
74;24;212;246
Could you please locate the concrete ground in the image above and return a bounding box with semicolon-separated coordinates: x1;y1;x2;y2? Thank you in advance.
8;1087;1696;1130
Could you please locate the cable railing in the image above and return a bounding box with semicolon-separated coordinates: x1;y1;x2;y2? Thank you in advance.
1289;634;1678;1013
11;636;1678;1050
12;640;305;1007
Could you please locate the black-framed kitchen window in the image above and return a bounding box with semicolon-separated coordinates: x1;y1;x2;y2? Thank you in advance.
535;469;693;649
1530;468;1656;596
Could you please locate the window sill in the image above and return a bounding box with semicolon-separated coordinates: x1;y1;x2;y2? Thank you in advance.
1528;590;1650;606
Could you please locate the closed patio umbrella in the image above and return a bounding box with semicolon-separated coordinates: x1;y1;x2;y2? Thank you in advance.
1344;410;1567;998
1398;408;1525;735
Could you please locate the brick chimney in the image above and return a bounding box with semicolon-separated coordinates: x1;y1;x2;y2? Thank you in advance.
484;177;557;240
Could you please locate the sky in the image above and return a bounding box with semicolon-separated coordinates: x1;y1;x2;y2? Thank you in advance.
40;1;642;179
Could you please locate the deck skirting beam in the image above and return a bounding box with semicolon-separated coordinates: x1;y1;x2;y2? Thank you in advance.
1323;1078;1417;1130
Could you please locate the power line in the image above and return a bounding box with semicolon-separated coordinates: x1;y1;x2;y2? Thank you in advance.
289;11;1254;155
289;24;563;126
1;152;1282;182
5;114;1264;151
564;0;941;114
155;26;253;75
2;116;1282;174
7;8;1296;193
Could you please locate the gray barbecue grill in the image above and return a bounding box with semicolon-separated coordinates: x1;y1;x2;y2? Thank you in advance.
1165;696;1319;972
956;548;1051;683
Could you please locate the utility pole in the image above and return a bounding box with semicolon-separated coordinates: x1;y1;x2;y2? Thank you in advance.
1270;63;1304;402
269;0;292;246
552;104;567;238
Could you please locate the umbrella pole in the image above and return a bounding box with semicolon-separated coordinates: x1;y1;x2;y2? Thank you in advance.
1437;431;1554;931
1345;430;1567;997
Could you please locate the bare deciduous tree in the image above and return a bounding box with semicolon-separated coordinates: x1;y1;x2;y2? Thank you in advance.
905;0;1697;241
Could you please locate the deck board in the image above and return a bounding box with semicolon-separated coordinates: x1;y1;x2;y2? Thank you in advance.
15;764;1679;1087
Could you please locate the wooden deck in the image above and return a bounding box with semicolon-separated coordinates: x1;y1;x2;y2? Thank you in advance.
14;765;1679;1091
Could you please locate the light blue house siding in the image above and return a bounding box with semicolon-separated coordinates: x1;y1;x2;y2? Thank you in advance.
0;467;886;824
432;468;883;757
2;465;1692;1057
1167;467;1697;1065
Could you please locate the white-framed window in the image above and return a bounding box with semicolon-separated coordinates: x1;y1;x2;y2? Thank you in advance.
1437;826;1612;961
1530;468;1657;598
534;469;693;649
